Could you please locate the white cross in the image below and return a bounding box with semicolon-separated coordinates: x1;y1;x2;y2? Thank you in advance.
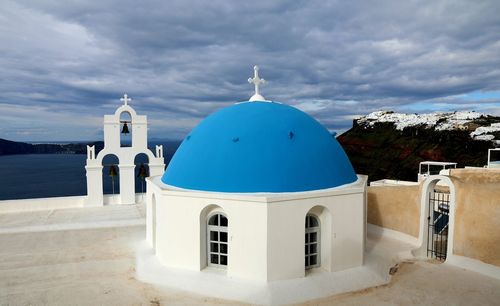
248;65;266;101
120;93;131;106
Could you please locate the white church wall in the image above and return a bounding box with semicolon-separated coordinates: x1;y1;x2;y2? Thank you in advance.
147;176;367;282
150;188;269;281
266;201;307;280
155;194;201;270
146;179;158;248
329;192;365;271
266;182;365;281
222;199;268;280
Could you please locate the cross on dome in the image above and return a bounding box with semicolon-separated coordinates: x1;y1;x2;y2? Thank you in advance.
120;94;131;106
248;65;266;101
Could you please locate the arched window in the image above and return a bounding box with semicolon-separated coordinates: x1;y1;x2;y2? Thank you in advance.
207;213;228;268
305;214;320;269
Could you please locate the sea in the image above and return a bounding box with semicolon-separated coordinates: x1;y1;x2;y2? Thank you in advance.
0;141;180;201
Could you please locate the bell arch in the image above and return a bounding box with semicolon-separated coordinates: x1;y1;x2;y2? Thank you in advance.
101;154;120;195
134;153;150;194
119;111;132;147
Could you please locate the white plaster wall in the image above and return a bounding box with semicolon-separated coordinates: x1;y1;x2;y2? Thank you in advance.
0;196;85;213
119;164;136;204
266;201;306;280
224;200;267;280
329;192;365;270
148;176;366;282
146;179;160;248
155;194;200;270
153;192;268;280
0;193;148;214
133;122;148;149
266;188;365;281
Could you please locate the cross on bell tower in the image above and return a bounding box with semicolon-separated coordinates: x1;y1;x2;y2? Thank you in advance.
248;65;266;101
120;93;131;106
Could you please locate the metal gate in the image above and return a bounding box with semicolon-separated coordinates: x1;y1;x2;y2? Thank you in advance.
427;190;450;261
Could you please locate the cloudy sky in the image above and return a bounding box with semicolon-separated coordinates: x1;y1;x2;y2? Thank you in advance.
1;0;500;141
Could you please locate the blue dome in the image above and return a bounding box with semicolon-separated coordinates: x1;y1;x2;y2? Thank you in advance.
162;101;357;193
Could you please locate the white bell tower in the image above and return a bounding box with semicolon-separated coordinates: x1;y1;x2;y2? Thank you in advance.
85;94;165;206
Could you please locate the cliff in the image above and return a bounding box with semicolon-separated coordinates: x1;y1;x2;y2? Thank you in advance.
337;111;500;182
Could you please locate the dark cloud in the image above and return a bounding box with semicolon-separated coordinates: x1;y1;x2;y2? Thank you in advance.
1;0;500;141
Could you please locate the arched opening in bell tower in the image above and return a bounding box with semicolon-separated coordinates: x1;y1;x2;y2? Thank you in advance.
134;153;150;194
119;111;132;147
102;154;120;195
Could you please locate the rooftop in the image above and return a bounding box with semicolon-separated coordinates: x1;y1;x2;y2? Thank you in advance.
0;201;498;305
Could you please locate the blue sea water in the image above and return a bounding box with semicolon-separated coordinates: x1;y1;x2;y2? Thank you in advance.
0;154;89;200
0;151;174;201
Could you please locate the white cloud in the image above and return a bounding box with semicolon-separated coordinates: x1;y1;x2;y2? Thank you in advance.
0;0;500;141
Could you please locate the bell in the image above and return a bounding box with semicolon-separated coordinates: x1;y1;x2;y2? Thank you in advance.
137;163;148;178
121;122;130;134
109;165;118;177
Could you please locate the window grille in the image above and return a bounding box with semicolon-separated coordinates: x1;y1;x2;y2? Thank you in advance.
207;213;228;268
305;214;320;269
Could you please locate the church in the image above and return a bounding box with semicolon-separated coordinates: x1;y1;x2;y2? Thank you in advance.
145;66;367;281
0;67;498;306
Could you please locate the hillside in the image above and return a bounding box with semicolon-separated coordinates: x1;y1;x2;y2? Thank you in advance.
337;111;500;182
0;139;104;155
0;138;181;164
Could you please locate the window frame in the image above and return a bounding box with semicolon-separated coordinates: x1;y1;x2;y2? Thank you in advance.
305;214;321;269
207;212;228;269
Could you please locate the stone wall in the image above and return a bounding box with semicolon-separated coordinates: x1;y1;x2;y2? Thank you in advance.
450;169;500;266
367;185;421;238
367;169;500;268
